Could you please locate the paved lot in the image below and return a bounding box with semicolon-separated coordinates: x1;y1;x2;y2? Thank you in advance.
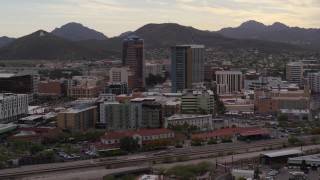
272;168;319;180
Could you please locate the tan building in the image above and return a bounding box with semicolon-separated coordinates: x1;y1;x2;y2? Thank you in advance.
67;86;99;99
109;67;134;90
57;106;97;131
254;86;310;119
38;80;61;96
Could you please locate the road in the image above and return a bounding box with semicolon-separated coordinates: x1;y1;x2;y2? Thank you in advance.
10;144;320;180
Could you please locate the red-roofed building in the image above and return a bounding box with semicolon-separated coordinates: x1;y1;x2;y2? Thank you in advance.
97;128;175;151
190;127;269;142
6;127;61;144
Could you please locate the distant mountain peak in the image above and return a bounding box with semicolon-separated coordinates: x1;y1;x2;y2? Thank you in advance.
51;22;108;41
269;22;290;30
239;20;266;30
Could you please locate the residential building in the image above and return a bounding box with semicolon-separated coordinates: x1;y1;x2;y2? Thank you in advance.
0;93;28;124
181;90;214;114
286;61;303;84
100;101;132;129
307;72;320;93
216;71;243;94
122;35;145;90
109;67;134;90
171;45;204;93
99;98;163;130
57;106;97;131
165;114;213;130
38;80;61;96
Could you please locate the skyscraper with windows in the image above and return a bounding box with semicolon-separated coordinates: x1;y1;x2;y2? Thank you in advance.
171;45;204;93
122;35;144;90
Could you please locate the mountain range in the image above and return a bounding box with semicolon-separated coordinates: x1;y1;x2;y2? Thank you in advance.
0;21;318;60
217;20;320;45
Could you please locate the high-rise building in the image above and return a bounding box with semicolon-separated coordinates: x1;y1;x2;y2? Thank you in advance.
171;45;204;93
308;72;320;92
286;62;303;84
122;35;144;90
216;71;243;94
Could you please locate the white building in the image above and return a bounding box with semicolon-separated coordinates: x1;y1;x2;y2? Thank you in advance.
0;93;28;123
286;61;303;84
109;67;134;84
165;114;213;130
216;71;243;94
244;77;287;90
145;63;163;77
307;72;320;92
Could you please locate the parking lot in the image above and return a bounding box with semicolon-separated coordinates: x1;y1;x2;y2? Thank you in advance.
262;168;319;180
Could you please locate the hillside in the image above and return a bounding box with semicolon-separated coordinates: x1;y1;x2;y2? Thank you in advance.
0;36;15;47
0;30;108;60
51;22;108;41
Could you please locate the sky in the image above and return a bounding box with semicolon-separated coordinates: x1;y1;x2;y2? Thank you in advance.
1;0;320;38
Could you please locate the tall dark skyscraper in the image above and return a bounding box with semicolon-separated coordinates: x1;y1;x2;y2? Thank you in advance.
171;45;204;93
122;35;145;90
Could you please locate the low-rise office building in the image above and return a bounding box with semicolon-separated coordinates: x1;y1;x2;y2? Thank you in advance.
0;93;28;124
165;114;213;130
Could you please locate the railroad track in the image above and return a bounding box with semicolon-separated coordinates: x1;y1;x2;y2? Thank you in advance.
0;135;319;179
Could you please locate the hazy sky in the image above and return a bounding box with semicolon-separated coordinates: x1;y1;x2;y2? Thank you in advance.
1;0;320;38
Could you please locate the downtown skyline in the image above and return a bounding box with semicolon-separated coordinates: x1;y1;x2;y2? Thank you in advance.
1;0;320;38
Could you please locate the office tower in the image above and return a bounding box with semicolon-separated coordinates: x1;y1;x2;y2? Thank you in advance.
286;61;303;84
0;69;38;103
171;45;204;93
122;35;144;90
216;71;243;94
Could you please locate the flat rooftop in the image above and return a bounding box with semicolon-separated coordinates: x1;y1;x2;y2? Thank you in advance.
167;114;211;121
262;149;303;158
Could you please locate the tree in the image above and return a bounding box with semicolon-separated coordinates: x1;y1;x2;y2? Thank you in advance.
104;175;116;180
122;174;135;180
277;114;288;122
271;163;283;170
43;150;55;158
254;167;260;179
163;154;173;163
11;139;29;154
30;144;44;155
191;138;203;146
146;74;166;86
212;87;226;115
288;137;299;145
311;136;318;144
301;160;307;170
120;136;139;152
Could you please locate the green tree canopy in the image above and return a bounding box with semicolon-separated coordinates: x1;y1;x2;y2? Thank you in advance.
120;136;139;152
